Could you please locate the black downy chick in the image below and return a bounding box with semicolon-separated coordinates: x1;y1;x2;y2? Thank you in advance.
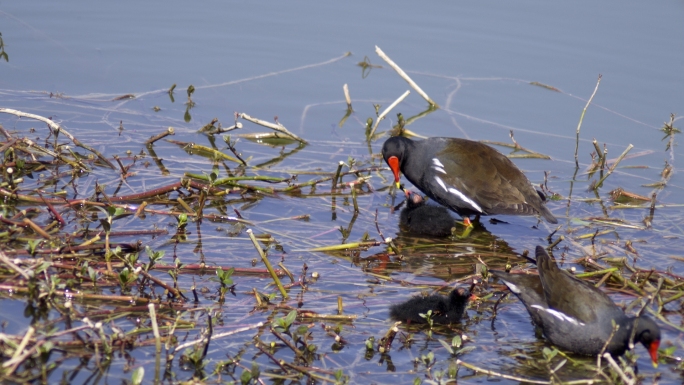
400;190;455;237
389;285;473;325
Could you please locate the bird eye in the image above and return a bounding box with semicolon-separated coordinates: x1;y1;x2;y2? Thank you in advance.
638;330;653;343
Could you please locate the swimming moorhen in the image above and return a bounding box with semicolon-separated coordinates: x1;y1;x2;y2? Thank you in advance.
382;136;557;224
400;190;455;237
389;286;471;325
491;246;660;366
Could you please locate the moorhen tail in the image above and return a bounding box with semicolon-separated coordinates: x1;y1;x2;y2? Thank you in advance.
400;190;455;237
389;286;471;325
491;246;660;366
382;136;557;224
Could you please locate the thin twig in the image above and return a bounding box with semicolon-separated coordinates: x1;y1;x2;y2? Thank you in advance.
343;83;352;110
369;90;411;138
148;304;162;354
247;229;288;299
173;322;263;353
145;127;175;145
574;74;602;168
239;113;308;144
602;353;635;385
22;218;52;239
374;209;385;241
332;161;344;189
375;46;438;108
597;322;619;368
594;144;634;189
0;250;30;279
0;108;116;169
455;359;550;384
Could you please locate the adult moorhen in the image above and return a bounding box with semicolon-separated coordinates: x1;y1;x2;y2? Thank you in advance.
382;136;557;224
389;285;472;325
491;246;660;366
400;190;455;237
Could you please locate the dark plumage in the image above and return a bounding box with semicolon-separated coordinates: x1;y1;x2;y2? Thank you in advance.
399;190;455;237
382;136;557;223
491;246;660;366
389;287;471;325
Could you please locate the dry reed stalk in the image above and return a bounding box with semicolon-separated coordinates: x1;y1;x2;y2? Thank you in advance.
594;144;633;189
574;74;602;167
343;83;352;110
145;127;175;145
375;46;438;108
0;107;115;168
240;113;308;144
369;90;410;138
247;229;288;299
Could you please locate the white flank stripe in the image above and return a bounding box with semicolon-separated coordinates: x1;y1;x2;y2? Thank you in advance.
448;188;483;213
435;176;448;191
502;280;521;294
434;176;483;213
432;158;445;168
531;305;585;326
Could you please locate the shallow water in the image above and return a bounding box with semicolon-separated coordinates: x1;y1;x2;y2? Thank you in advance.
1;1;683;383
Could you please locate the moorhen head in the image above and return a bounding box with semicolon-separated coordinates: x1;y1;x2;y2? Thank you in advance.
400;190;455;237
381;136;557;224
389;286;471;325
491;246;660;366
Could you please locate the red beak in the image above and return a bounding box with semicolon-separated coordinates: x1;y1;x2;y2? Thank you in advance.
387;156;401;188
648;339;660;368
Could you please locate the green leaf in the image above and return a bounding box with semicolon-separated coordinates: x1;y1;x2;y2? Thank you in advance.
126;252;139;265
250;362;260;381
99;219;110;232
131;367;145;385
34;262;51;275
216;268;234;286
240;369;252;384
438;338;454;355
663;345;676;356
177;213;188;227
88;267;98;281
39;340;54;354
26;239;41;254
106;205;117;217
284;310;297;326
542;347;558;360
453;345;476;355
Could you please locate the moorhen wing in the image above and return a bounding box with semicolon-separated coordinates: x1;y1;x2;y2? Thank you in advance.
491;246;660;366
382;136;557;224
389;285;472;325
400;190;455;237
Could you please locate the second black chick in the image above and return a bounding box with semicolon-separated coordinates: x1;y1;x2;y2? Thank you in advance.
400;191;455;237
389;286;472;325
